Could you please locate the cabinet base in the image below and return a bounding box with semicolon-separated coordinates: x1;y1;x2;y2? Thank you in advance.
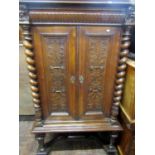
35;132;119;155
33;120;122;133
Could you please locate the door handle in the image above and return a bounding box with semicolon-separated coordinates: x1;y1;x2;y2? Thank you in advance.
79;75;84;84
70;75;76;84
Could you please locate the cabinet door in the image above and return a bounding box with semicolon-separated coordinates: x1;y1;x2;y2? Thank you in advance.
32;27;76;121
78;27;121;120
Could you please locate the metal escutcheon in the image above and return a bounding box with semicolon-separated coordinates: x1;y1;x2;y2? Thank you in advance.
70;76;75;84
79;75;84;84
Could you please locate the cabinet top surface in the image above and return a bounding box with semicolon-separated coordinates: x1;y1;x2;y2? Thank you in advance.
20;0;134;5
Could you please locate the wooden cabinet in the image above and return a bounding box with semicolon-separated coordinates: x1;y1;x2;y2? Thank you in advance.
19;0;134;154
117;59;135;155
120;59;135;124
33;26;121;122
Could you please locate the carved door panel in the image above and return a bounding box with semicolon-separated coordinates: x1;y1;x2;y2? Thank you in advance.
32;27;76;121
78;27;121;120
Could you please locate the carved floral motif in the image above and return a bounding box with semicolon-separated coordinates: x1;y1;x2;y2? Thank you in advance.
44;37;67;112
86;37;109;111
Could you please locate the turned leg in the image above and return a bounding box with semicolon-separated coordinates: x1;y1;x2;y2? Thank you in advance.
35;134;48;155
104;132;118;155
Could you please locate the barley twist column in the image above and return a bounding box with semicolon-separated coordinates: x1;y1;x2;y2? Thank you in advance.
111;26;132;124
22;25;43;127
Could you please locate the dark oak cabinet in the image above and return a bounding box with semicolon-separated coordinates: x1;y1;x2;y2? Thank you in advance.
19;0;134;154
33;26;121;121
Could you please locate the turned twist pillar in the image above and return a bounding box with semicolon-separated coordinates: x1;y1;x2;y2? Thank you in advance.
22;25;42;127
111;26;132;123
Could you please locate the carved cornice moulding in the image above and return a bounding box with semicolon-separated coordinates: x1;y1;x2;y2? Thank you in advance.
124;6;135;25
19;4;30;24
29;10;126;25
19;1;134;26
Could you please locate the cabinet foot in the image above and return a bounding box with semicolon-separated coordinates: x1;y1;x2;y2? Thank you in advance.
35;133;60;155
36;134;49;155
104;132;118;155
36;145;51;155
36;151;48;155
104;145;118;155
